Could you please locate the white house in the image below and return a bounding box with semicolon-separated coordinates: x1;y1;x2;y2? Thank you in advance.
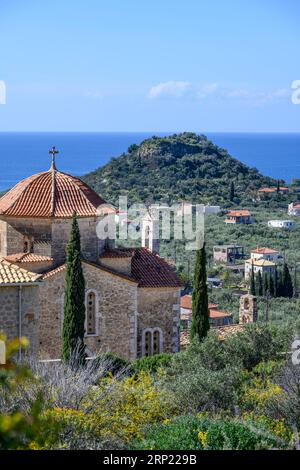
250;247;283;263
288;203;300;216
245;259;277;280
268;220;295;229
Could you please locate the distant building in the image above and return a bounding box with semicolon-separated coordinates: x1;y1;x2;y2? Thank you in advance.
288;203;300;216
250;247;283;263
258;187;288;199
225;210;252;224
245;258;277;280
268;220;295;229
213;244;244;264
177;202;220;216
180;295;232;328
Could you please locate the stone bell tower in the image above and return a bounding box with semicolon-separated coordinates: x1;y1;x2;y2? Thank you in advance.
239;294;258;324
141;209;160;253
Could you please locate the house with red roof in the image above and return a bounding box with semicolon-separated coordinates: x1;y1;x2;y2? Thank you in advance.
180;295;233;328
0;148;182;361
244;247;283;280
224;210;252;224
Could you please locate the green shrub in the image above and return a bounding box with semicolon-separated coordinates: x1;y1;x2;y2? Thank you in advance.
133;354;173;374
95;353;131;376
133;414;289;450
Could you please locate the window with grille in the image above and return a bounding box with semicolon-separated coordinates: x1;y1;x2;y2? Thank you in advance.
86;291;96;335
144;331;152;357
143;329;162;356
153;330;160;355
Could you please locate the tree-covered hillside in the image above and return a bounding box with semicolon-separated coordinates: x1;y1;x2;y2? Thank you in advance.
82;133;277;206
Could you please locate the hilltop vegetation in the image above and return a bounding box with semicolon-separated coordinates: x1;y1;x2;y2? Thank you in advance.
82;133;277;206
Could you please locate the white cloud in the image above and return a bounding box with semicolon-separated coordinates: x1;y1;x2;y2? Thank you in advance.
147;81;291;106
84;91;103;100
148;81;191;99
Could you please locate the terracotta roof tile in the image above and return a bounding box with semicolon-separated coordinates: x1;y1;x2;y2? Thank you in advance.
180;295;217;311
251;247;279;254
4;253;53;263
0;259;42;285
101;248;182;288
226;210;251;217
245;258;276;267
0;169;109;218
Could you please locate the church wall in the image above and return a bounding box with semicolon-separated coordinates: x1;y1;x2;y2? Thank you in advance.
0;285;40;352
0;217;52;256
100;257;132;276
136;288;181;358
51;217;106;264
38;263;138;360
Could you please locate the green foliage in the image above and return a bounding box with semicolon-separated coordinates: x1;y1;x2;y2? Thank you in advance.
82;133;276;206
62;213;86;363
96;352;131;376
282;263;294;298
250;267;256;295
0;337;58;450
133;353;173;374
190;244;210;341
133;414;287;450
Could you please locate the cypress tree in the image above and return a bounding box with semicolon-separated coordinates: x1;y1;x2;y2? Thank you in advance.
269;272;275;297
263;272;269;297
250;266;256;295
62;213;86;363
256;271;263;296
282;263;294;298
190;243;210;342
229;181;235;202
277;180;280;193
277;269;284;297
274;268;278;298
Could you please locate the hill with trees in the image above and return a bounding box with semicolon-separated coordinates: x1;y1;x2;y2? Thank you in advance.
82;133;278;206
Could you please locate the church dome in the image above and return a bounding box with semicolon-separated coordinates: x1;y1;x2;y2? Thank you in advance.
0;166;107;218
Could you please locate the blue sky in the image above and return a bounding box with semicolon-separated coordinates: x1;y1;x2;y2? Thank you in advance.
0;0;299;132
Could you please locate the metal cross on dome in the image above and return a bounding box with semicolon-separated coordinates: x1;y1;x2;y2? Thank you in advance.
49;146;59;169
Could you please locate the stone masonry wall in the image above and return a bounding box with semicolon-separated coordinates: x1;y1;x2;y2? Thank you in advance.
0;217;52;256
137;288;181;357
0;285;40;352
100;257;132;276
51;217;106;264
38;262;138;360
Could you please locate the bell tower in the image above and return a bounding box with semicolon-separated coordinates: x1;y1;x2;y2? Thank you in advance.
141;210;160;253
239;294;258;324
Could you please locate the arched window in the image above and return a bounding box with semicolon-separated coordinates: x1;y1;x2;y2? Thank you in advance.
142;328;163;356
153;330;160;355
144;225;150;250
86;291;96;336
144;331;152;357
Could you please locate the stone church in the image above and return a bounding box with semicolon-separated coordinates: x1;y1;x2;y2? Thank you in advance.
0;149;182;360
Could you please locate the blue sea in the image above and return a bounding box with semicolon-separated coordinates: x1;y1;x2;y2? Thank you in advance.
0;132;299;192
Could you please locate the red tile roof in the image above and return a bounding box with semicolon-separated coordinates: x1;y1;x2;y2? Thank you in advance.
180;295;217;311
0;169;109;218
209;310;232;319
258;187;288;193
4;253;53;263
101;248;182;288
251;247;279;254
0;258;42;285
226;210;251;217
